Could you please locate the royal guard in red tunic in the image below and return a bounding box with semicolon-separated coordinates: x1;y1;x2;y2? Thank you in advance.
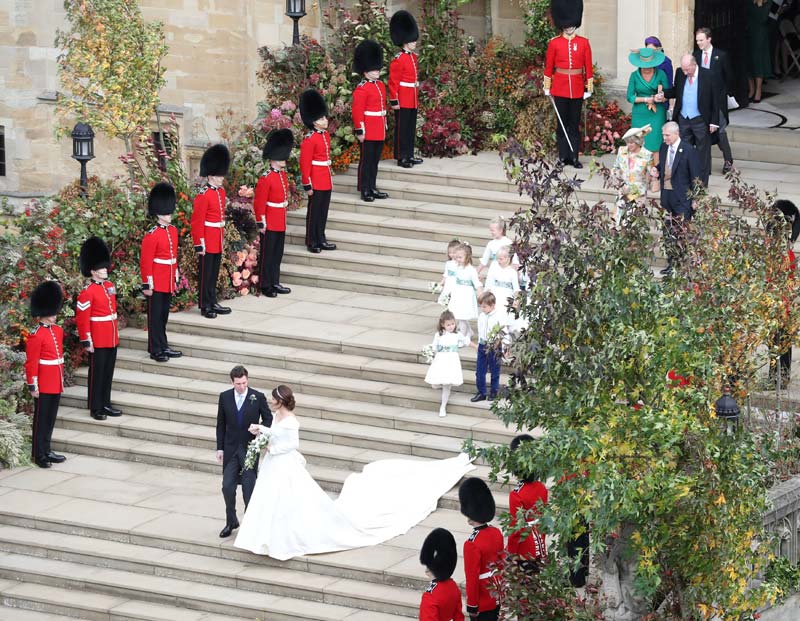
506;434;548;572
140;182;182;363
25;280;66;468
544;0;593;168
352;39;389;203
76;236;121;421
254;128;294;298
771;199;799;384
299;89;336;254
419;528;465;621
192;144;231;319
389;10;423;169
459;477;504;621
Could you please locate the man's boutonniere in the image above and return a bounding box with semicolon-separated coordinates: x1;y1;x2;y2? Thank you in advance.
248;394;257;403
678;148;683;153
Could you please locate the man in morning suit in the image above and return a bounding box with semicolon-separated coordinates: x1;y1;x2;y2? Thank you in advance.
695;27;735;173
216;365;272;538
656;121;702;276
659;54;719;186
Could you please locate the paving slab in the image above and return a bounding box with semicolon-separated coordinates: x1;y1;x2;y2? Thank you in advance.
0;469;77;492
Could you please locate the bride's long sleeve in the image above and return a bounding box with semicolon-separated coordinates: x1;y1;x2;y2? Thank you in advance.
268;422;300;455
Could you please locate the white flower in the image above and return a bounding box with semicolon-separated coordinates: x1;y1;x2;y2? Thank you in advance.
243;429;271;470
421;344;436;364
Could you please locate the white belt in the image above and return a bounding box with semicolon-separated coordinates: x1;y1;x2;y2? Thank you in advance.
153;258;176;265
90;313;117;322
267;201;288;208
478;570;496;580
204;221;224;228
39;358;64;366
399;81;419;88
312;160;331;166
364;110;386;117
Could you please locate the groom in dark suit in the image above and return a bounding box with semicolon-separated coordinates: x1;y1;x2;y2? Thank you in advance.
656;121;702;276
216;365;271;538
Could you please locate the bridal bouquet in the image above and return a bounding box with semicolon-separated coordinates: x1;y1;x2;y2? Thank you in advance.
421;344;436;364
244;428;272;470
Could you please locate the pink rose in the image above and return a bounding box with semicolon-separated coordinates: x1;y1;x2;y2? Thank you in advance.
251;275;259;284
232;271;242;279
241;269;251;279
240;288;250;296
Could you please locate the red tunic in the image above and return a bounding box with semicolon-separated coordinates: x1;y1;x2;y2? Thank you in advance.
463;524;504;616
75;280;120;349
544;34;593;99
299;130;333;192
352;79;388;141
191;185;226;254
253;169;289;232
419;578;465;621
25;323;64;394
507;481;548;559
140;224;179;294
389;51;419;109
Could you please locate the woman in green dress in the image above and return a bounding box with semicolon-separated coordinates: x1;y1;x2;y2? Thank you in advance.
747;0;773;102
626;47;669;163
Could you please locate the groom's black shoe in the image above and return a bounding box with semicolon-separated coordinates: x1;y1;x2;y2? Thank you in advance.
219;521;240;538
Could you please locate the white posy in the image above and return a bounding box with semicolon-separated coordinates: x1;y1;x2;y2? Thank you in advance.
243;428;272;470
234;416;475;560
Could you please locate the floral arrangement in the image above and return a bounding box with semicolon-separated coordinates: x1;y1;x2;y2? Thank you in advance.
421;344;436;364
429;281;443;295
244;428;272;470
230;244;260;296
437;293;451;307
582;99;631;155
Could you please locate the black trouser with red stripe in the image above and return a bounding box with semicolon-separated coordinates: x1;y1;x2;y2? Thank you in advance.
147;292;171;355
198;252;221;311
32;393;60;462
305;190;331;249
394;108;417;162
87;346;117;414
357;140;382;194
260;230;285;289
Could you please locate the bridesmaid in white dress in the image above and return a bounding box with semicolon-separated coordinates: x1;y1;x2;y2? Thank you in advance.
234;385;475;560
425;310;471;417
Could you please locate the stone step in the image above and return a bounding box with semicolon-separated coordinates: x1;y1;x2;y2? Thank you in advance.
0;456;504;590
78;357;496;418
288;206;491;245
0;552;400;621
49;426;507;503
53;405;495;468
280;261;432;300
285;223;457;262
283;244;446;281
0;580;256;621
326;191;516;226
117;327;486;389
60;387;515;445
0;525;419;617
334;173;527;211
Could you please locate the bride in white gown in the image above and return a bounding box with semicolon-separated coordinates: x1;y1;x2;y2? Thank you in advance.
234;385;475;561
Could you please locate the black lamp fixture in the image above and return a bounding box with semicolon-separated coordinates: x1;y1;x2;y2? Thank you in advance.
715;385;740;434
71;122;95;197
285;0;306;46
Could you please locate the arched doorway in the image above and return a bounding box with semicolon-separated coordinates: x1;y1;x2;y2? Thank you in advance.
694;0;749;107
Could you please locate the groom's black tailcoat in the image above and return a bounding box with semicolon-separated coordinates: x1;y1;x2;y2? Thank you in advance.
216;387;272;525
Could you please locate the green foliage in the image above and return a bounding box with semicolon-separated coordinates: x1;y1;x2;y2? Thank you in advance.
472;141;793;619
0;346;29;468
521;0;558;59
764;556;800;602
55;0;167;145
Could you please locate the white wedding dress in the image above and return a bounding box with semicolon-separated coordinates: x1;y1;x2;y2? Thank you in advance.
233;415;475;560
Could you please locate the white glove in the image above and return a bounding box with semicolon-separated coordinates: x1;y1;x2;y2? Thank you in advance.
544;88;550;97
583;91;592;100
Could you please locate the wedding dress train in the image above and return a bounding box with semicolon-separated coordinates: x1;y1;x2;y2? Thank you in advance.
233;415;475;560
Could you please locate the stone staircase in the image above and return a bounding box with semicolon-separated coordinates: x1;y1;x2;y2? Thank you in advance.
1;152;793;619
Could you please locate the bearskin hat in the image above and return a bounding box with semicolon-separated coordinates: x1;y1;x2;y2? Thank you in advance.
262;129;294;161
148;182;177;216
551;0;583;30
30;281;63;318
420;528;458;581
353;39;383;74
299;90;329;130
458;477;496;524
79;236;111;277
390;10;419;46
510;434;537;483
199;144;231;177
774;199;800;243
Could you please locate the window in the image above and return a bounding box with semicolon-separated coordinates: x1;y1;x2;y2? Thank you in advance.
152;130;176;172
0;126;5;177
